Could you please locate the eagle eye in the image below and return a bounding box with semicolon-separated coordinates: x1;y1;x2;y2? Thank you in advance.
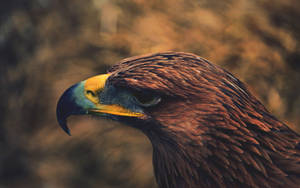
132;91;161;107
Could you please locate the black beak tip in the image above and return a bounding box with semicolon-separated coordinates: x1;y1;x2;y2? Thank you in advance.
59;120;71;136
56;102;72;136
56;84;80;136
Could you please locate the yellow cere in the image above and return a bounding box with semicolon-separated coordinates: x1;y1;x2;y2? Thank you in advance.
84;73;144;117
84;74;111;104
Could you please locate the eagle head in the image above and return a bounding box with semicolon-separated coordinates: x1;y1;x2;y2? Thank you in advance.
56;52;300;188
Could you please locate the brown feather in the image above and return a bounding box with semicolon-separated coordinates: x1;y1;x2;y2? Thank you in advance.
107;52;300;188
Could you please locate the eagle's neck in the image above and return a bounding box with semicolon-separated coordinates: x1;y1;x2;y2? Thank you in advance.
147;120;300;188
149;130;209;188
141;89;300;188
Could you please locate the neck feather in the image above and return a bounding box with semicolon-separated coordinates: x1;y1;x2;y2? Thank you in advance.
146;117;300;188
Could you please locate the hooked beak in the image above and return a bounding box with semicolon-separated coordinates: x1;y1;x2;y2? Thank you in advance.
56;83;86;135
56;74;143;135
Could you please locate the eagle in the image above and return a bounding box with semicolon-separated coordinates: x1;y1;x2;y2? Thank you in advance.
56;52;300;188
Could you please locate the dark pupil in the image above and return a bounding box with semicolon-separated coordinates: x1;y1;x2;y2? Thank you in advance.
134;92;154;104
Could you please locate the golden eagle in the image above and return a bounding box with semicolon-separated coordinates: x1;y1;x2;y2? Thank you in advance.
56;52;300;188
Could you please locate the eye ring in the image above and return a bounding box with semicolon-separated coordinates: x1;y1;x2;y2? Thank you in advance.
132;91;161;107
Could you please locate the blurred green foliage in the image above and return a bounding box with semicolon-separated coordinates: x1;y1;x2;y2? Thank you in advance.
1;0;299;187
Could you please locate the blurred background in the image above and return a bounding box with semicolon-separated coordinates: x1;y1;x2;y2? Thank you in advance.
1;0;300;187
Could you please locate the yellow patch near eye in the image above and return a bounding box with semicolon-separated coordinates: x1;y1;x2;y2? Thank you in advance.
83;73;144;117
84;74;111;104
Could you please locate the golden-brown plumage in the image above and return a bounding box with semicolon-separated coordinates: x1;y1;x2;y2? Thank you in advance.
57;52;300;188
107;52;300;188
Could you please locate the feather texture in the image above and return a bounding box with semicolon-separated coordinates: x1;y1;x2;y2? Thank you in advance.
105;52;300;188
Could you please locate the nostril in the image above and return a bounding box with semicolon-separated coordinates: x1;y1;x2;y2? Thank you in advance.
86;90;96;97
